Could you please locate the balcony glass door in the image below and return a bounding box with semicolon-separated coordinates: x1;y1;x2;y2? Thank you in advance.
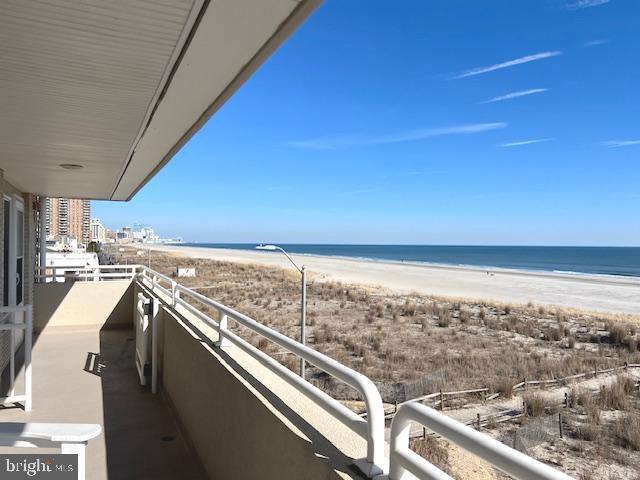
2;197;9;307
15;201;23;306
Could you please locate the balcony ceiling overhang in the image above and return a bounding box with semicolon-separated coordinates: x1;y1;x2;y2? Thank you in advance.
0;0;319;200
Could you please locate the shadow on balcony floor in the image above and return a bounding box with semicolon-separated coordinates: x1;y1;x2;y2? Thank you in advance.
0;325;206;480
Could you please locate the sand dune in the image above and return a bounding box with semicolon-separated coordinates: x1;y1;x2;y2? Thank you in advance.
150;245;640;315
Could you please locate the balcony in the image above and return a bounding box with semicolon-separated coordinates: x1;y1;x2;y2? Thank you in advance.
0;266;571;480
0;317;204;479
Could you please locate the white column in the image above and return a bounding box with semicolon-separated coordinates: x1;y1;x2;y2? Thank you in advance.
24;304;32;411
38;196;47;280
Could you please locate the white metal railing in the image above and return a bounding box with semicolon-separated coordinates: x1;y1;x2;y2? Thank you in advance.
0;305;32;412
136;265;386;477
36;264;136;282
42;264;573;479
389;403;573;480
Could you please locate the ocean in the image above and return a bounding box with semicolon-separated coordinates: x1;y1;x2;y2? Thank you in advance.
177;244;640;278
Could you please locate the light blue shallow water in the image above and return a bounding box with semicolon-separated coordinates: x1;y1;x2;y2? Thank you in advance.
178;244;640;278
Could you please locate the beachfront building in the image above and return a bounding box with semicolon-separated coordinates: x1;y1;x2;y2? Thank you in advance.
90;218;106;244
0;2;568;480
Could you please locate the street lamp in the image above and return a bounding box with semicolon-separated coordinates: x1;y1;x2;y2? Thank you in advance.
256;244;307;379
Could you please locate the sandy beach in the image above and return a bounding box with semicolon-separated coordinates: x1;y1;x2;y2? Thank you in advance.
147;245;640;315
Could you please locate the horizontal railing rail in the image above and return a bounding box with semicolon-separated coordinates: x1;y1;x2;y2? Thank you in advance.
136;265;386;476
36;265;137;282
389;403;572;480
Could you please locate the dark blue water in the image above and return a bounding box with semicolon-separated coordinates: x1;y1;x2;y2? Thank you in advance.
179;244;640;278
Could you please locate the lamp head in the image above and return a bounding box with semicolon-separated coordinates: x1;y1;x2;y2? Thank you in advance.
256;244;277;251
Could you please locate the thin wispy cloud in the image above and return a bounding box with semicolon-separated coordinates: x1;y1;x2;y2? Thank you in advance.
337;187;381;196
287;122;508;149
566;0;610;10
453;51;561;79
584;39;609;47
480;88;548;104
500;138;554;147
601;140;640;148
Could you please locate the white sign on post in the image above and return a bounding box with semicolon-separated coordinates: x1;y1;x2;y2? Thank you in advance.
177;268;196;278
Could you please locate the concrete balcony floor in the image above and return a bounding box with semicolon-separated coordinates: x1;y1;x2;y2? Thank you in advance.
0;325;206;479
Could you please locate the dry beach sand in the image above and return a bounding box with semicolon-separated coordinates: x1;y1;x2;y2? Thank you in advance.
150;245;640;314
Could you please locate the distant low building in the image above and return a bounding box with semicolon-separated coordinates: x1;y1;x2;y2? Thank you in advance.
116;231;130;243
105;229;117;243
48;235;83;253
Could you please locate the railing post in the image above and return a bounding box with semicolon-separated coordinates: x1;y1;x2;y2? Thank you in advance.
25;305;33;412
389;409;411;480
151;298;159;394
363;384;386;476
171;281;177;307
214;313;232;348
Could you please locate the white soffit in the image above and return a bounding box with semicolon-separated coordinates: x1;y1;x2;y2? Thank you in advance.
0;0;320;200
0;0;203;199
111;0;319;200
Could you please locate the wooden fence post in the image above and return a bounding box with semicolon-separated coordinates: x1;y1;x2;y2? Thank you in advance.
564;392;568;409
558;413;564;439
440;389;444;411
523;378;527;391
477;413;481;430
625;361;628;371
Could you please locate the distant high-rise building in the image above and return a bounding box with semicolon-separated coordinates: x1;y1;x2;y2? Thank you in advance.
90;218;106;243
46;198;91;245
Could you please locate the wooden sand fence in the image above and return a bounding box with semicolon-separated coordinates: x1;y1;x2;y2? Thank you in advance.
357;362;640;438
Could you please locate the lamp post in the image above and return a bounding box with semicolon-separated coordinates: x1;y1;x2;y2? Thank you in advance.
256;244;306;379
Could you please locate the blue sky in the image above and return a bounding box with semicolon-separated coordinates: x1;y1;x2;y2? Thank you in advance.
94;0;640;246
